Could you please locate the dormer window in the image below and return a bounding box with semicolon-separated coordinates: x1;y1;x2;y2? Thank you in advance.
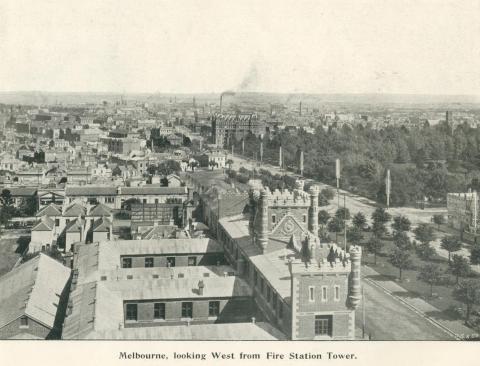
272;215;276;224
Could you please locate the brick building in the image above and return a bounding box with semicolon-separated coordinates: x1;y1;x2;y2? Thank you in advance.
217;184;362;340
211;113;266;147
61;239;279;339
0;254;71;339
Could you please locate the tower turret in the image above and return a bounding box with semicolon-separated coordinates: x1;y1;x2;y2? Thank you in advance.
257;189;269;253
348;245;362;309
308;185;319;235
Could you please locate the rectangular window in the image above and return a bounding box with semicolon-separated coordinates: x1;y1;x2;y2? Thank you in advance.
272;215;276;224
208;301;220;317
20;316;29;328
303;214;307;223
334;286;340;301
309;286;315;302
126;304;138;321
106;197;114;203
122;258;132;268
155;199;159;204
145;257;154;268
166;257;176;267
188;256;197;266
322;286;328;301
65;219;70;224
181;302;193;318
154;303;165;320
143;199;147;204
314;315;332;336
55;219;60;227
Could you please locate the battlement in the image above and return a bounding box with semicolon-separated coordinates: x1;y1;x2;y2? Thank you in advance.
253;187;311;207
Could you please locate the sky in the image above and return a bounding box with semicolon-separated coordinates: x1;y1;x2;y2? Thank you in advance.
0;0;479;95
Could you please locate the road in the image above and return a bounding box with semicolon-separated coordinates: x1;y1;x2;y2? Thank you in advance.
359;277;454;340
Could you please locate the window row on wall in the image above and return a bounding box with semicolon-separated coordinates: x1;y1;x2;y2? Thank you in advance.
125;301;221;322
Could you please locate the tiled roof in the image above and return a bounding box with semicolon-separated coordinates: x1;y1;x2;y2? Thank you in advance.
92;217;111;232
83;322;284;340
36;203;62;217
0;254;71;331
88;203;112;217
66;218;84;233
8;187;37;196
119;187;187;195
66;186;117;196
63;203;86;217
32;216;55;231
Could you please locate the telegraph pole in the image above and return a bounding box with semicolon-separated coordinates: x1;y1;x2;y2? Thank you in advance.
386;169;391;210
336;159;341;209
344;193;347;252
362;286;366;339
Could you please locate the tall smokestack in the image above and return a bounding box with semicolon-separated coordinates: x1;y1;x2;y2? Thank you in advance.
348;246;362;309
257;189;269;253
220;91;235;114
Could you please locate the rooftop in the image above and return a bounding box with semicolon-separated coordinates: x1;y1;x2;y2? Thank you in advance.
0;254;71;331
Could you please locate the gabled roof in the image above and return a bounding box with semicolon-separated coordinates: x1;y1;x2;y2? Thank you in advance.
32;216;54;231
63;203;86;217
92;217;111;232
36;203;62;217
66;218;84;233
0;254;71;331
88;203;112;217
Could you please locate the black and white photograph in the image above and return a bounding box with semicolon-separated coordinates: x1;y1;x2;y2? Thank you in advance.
0;0;479;364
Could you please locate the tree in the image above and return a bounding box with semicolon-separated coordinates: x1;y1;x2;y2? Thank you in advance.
0;189;14;207
440;236;462;264
453;279;480;323
371;220;387;239
392;215;411;233
366;236;384;265
371;207;391;225
393;231;413;251
112;166;122;177
413;224;434;246
352;212;367;230
318;210;330;227
319;188;335;205
450;254;471;284
418;264;442;297
432;214;446;230
19;196;37;216
335;207;351;221
347;226;364;244
417;243;436;261
470;244;480;265
226;159;234;170
327;217;345;243
390;248;412;280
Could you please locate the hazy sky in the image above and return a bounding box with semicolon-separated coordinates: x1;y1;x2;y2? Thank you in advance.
0;0;479;95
